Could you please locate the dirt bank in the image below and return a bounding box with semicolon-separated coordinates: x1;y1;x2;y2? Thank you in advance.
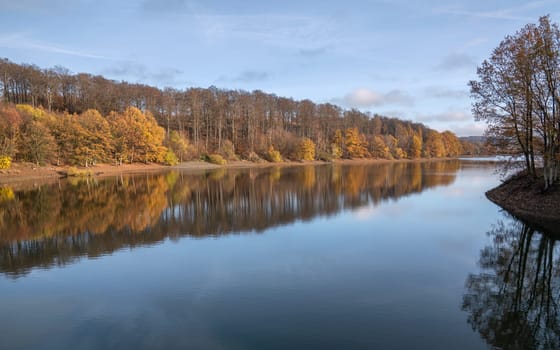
486;170;560;236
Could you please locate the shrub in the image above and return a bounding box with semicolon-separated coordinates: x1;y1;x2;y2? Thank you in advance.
163;149;178;166
266;146;282;163
317;151;334;162
330;143;343;159
206;154;227;165
247;151;264;163
0;187;14;202
0;156;11;169
66;167;93;177
221;140;238;161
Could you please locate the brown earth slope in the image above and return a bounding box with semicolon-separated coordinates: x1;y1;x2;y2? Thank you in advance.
486;170;560;236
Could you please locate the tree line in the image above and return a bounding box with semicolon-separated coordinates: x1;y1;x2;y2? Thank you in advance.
471;15;560;189
0;58;474;166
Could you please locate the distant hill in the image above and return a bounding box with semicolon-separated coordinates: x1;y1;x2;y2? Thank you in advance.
460;136;486;144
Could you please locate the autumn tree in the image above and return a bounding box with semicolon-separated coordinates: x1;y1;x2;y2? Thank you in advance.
167;130;192;162
49;113;86;165
295;137;316;161
532;17;560;188
409;135;423;159
440;131;463;157
20;120;56;165
108;107;167;164
330;129;344;159
423;130;446;158
471;15;560;188
370;135;391;159
16;105;57;165
0;104;22;158
76;109;113;166
345;127;369;158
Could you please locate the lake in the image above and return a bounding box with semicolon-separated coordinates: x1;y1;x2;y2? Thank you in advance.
0;160;557;350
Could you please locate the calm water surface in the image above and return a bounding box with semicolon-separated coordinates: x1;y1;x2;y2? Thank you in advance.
0;160;557;350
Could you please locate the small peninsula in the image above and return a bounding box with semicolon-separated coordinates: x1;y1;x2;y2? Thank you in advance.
486;170;560;236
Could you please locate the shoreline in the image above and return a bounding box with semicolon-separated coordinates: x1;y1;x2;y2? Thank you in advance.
0;158;459;188
486;170;560;236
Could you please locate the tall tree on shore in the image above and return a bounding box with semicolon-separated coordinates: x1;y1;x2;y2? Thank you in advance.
471;15;560;189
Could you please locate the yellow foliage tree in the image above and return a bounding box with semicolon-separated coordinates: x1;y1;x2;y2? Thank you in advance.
331;129;344;159
0;156;11;169
345;127;369;158
295;137;316;161
440;131;463;157
423;130;446;158
409;135;423;159
77;109;113;166
108;107;167;164
371;136;392;159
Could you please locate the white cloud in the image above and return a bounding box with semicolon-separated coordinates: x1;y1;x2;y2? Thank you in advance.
341;88;414;108
417;110;472;123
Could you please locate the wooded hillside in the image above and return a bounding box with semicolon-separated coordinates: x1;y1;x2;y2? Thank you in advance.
0;59;475;167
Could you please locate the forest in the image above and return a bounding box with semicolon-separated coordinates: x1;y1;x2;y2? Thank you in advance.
0;58;477;167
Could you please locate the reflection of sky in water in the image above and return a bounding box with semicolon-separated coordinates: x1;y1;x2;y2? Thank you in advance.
0;162;501;350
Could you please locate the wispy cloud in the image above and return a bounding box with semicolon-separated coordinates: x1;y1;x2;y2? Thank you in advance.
424;86;469;99
434;1;551;22
436;8;532;21
0;32;107;59
298;46;329;57
435;53;477;71
463;37;488;48
0;0;72;12
217;70;271;83
141;0;190;14
417;110;472;123
336;88;414;108
103;62;184;86
192;13;342;50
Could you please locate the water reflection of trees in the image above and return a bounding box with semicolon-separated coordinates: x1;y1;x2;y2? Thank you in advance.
463;216;560;350
0;160;460;277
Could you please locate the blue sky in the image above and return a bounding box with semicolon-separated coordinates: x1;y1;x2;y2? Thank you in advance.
1;0;559;136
